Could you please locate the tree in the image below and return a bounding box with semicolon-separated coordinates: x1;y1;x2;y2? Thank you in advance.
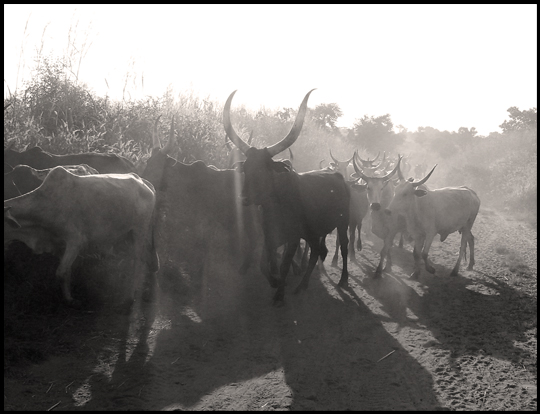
311;103;343;132
499;107;537;133
352;114;402;152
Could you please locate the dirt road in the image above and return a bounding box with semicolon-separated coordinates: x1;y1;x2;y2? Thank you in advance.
4;206;537;410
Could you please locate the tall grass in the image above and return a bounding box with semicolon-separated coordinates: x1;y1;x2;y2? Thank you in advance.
4;18;537;226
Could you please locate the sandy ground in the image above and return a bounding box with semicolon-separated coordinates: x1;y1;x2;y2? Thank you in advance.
4;206;537;411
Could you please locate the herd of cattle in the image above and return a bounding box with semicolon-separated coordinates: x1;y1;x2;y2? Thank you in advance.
3;90;481;308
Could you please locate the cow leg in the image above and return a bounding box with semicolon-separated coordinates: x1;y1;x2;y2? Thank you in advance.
467;232;475;270
451;229;472;276
410;236;423;279
301;241;309;272
331;234;340;267
375;233;391;278
356;222;362;251
260;243;279;288
274;241;299;304
337;224;349;287
422;233;436;274
56;243;81;307
239;231;256;275
398;233;404;248
348;220;357;262
294;240;319;294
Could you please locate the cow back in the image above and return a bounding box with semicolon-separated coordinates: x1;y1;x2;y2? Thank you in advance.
297;170;350;236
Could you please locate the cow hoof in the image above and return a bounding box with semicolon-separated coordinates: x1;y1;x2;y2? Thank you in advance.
450;270;459;277
426;266;436;274
338;279;348;288
467;265;474;271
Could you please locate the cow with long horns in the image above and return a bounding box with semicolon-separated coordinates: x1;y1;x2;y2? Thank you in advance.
328;149;369;266
352;155;411;277
384;166;480;278
224;89;350;305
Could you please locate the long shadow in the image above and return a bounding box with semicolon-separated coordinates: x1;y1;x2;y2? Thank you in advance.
356;243;537;376
73;236;442;410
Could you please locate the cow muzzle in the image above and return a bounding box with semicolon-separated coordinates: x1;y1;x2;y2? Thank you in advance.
370;203;381;211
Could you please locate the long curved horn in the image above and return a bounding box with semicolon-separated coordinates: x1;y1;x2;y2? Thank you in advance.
247;130;254;145
288;148;294;162
412;164;437;187
319;159;325;169
152;115;162;149
383;155;401;181
355;151;369;165
396;154;405;181
352;155;370;182
161;116;176;155
223;90;251;155
329;149;340;164
371;151;381;163
266;89;315;157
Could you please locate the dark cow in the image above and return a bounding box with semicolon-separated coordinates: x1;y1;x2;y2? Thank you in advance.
4;166;159;308
385;166;481;278
224;89;350;305
4;143;136;174
142;117;262;276
328;149;369;266
4;164;98;200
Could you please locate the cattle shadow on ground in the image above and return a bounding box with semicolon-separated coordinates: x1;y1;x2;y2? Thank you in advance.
354;244;536;375
77;242;442;411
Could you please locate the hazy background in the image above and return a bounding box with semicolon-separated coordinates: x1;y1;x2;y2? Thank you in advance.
4;4;537;135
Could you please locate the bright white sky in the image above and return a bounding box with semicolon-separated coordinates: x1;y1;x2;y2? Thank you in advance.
4;4;537;136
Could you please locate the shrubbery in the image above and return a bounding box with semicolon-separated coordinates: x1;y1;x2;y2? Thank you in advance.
4;56;537;226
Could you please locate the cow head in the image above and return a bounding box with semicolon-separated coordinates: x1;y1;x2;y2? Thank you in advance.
223;89;314;206
329;149;354;180
351;155;402;211
355;151;381;169
385;164;437;217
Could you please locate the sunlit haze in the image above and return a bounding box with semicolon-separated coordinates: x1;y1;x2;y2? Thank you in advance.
4;4;537;136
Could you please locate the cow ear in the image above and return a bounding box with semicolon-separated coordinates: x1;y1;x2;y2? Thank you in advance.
329;162;338;169
352;183;367;193
4;207;21;229
271;161;291;173
414;189;427;197
232;161;245;173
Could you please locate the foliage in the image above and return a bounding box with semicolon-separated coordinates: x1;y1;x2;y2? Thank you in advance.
4;54;537;224
500;107;537;133
311;103;343;133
